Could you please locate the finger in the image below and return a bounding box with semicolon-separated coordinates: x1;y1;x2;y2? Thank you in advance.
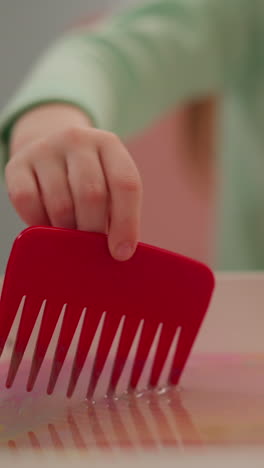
99;133;142;261
5;159;49;226
33;151;76;229
66;149;108;232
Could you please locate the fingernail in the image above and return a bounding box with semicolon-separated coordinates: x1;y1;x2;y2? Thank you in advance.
114;242;134;261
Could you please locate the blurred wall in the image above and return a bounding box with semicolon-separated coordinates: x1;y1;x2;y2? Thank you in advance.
0;0;121;272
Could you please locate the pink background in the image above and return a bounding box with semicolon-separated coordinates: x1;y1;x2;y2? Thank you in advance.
126;105;216;265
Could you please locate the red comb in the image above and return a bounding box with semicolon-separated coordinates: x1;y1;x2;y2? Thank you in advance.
0;227;214;398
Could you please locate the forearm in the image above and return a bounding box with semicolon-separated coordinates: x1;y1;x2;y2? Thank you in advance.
0;0;257;168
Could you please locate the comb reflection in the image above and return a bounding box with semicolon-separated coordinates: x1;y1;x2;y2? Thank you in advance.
1;388;201;451
3;352;264;451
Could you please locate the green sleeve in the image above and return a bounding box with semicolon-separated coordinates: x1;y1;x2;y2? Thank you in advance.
0;0;258;168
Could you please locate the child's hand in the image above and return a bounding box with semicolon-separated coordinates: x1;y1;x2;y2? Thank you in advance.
5;104;142;261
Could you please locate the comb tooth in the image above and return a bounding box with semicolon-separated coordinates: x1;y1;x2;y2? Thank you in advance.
108;400;134;448
147;392;176;446
6;296;44;388
26;299;64;392
149;325;177;388
88;405;111;449
129;320;159;390
48;424;64;450
107;316;141;395
28;431;41;450
67;410;87;450
67;309;103;398
128;394;155;445
169;325;197;385
46;305;83;395
0;293;23;356
86;313;122;399
168;392;203;445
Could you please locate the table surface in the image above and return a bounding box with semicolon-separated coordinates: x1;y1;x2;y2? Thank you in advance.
1;273;264;466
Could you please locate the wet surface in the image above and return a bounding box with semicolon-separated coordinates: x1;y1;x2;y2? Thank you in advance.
0;353;264;451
